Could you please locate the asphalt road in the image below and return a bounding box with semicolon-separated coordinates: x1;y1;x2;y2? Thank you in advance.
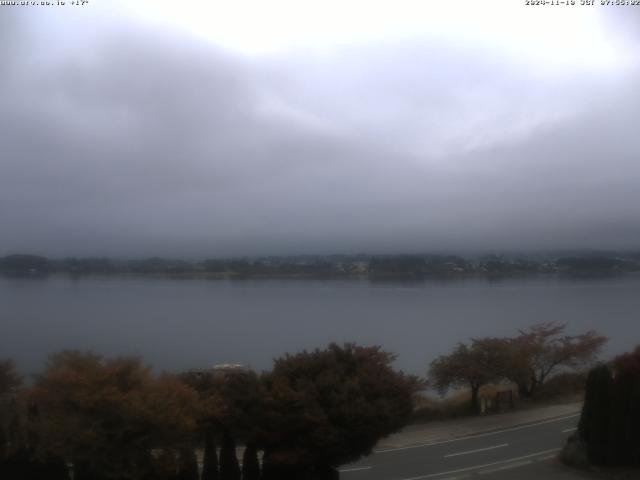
339;413;581;480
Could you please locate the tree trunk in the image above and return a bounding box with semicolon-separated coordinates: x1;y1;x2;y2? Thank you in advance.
261;450;275;480
153;449;179;480
177;447;199;480
241;443;261;480
42;452;71;480
470;384;481;414
528;377;539;397
73;459;100;480
517;380;534;399
0;424;7;461
261;450;299;480
219;430;240;480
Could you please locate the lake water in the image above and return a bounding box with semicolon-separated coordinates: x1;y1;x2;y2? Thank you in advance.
2;274;639;377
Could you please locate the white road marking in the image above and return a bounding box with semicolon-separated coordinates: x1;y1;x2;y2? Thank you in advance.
537;454;558;461
376;413;580;453
444;443;508;458
398;448;561;480
562;427;577;433
338;466;372;473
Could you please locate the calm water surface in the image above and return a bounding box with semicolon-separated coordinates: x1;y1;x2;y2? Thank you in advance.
2;274;639;376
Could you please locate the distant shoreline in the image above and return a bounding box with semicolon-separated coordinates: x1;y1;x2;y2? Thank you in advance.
2;252;639;280
3;270;638;282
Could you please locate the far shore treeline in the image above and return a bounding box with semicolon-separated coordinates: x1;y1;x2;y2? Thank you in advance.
1;251;640;279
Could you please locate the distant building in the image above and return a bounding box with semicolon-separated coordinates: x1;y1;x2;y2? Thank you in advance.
210;363;250;380
350;261;369;274
183;363;250;382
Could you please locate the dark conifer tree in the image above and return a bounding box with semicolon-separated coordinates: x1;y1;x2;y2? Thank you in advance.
138;450;159;480
202;429;219;480
2;449;29;480
0;422;7;460
577;347;640;466
607;366;639;465
605;347;640;465
627;368;640;466
219;430;240;480
72;460;101;480
260;450;303;480
176;447;199;480
578;364;613;464
260;450;275;480
241;443;261;480
153;450;179;480
41;452;70;480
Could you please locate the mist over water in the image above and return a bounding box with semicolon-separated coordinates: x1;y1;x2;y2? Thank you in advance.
3;274;639;377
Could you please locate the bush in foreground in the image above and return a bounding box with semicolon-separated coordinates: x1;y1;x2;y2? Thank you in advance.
258;343;422;477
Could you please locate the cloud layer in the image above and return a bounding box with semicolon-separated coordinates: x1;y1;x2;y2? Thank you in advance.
1;6;639;257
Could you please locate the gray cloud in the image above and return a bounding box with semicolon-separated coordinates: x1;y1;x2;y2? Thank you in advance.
1;9;639;257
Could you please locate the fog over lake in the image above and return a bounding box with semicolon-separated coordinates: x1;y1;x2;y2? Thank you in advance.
3;274;639;377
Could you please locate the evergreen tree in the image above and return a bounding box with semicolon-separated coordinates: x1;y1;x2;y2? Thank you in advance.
154;449;179;480
606;347;640;465
73;459;103;480
241;443;261;480
176;447;199;480
219;430;240;480
1;449;31;480
0;421;7;462
201;429;219;480
260;450;276;480
627;370;640;466
607;355;640;465
42;452;70;480
578;364;613;464
260;455;299;480
576;346;640;466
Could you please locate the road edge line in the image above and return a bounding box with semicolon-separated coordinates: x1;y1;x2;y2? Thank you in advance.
398;448;561;480
376;413;580;453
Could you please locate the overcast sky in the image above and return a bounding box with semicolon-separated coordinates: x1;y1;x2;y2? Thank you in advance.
1;1;639;258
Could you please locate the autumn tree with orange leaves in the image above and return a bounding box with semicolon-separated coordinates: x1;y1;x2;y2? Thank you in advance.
430;323;607;410
28;351;202;480
429;337;510;413
506;323;607;398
